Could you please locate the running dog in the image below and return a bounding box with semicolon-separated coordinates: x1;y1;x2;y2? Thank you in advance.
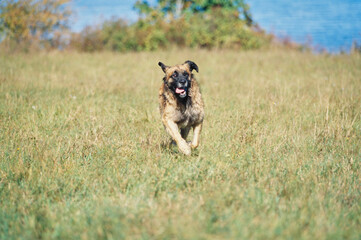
158;60;204;155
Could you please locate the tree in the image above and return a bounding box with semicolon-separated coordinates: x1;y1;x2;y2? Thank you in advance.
0;0;71;50
134;0;253;25
70;0;268;52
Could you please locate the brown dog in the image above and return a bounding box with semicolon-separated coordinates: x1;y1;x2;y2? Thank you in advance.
158;60;204;155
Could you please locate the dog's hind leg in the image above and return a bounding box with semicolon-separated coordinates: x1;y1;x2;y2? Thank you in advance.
191;123;202;149
181;126;191;140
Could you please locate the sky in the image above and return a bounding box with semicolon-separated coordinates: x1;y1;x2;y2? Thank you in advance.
71;0;361;52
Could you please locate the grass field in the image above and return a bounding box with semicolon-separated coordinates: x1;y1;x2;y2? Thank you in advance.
0;49;360;239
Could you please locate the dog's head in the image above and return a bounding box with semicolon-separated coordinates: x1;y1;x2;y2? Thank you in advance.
158;60;199;99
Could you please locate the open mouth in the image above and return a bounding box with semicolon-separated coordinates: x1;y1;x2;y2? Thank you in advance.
175;88;187;98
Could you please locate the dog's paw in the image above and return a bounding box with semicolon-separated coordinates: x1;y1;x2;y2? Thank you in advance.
191;143;199;149
179;141;191;155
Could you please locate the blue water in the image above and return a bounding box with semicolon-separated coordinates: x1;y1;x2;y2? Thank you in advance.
72;0;361;52
248;0;361;52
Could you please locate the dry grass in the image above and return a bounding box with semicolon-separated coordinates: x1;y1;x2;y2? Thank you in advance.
0;49;360;239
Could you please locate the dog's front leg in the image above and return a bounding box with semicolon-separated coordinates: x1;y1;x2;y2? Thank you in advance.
191;123;202;149
163;119;191;155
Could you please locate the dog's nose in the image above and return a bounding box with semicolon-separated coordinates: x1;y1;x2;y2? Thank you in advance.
179;78;186;84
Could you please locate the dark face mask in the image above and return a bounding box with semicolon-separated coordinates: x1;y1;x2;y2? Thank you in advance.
170;71;190;98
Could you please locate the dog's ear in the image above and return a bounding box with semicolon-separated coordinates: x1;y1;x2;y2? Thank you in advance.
185;60;199;73
158;62;169;73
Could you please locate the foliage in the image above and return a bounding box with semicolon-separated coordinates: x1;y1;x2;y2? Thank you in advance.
69;0;269;52
0;49;360;239
0;0;71;51
143;0;253;25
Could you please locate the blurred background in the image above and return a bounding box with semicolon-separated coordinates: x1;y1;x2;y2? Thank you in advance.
1;0;360;53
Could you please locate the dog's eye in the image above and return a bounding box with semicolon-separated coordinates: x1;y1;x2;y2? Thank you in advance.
183;72;189;77
172;72;178;78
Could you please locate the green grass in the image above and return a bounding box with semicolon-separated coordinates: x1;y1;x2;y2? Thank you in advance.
0;49;360;239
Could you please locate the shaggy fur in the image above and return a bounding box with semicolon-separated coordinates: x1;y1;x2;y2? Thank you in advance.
158;60;204;155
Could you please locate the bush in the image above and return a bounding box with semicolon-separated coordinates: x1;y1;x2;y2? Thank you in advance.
68;9;271;52
0;0;71;52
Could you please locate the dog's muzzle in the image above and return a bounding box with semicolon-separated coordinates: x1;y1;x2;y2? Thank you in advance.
176;87;187;98
175;79;188;98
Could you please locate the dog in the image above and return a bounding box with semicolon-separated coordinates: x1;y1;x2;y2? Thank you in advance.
158;60;204;155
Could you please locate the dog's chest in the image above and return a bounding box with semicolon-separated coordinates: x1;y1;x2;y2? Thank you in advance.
175;105;202;128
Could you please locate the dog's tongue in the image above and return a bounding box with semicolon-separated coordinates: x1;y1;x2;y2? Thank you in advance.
176;88;185;94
